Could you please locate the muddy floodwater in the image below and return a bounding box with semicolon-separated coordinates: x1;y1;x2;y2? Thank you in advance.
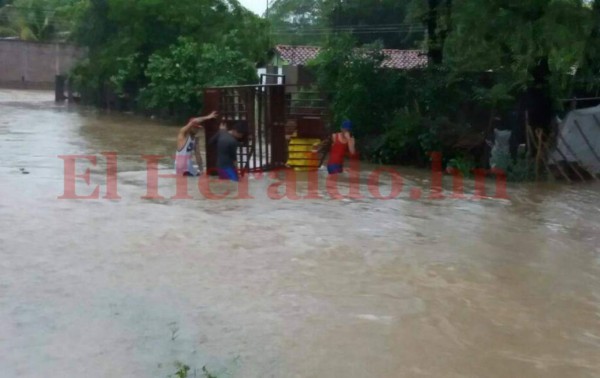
1;89;599;378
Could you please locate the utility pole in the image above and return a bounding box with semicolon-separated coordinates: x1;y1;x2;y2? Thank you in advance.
266;0;271;56
267;0;271;43
266;0;272;40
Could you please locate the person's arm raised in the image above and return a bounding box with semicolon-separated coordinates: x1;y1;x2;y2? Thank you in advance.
177;111;218;151
193;110;218;125
177;119;199;151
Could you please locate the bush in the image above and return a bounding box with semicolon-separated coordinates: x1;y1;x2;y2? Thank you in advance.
139;38;257;116
310;37;406;139
311;36;493;167
447;155;476;176
506;157;537;182
371;110;423;164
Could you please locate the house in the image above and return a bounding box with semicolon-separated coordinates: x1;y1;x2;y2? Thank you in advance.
260;44;428;86
263;44;428;86
272;45;322;67
259;45;428;145
273;44;428;69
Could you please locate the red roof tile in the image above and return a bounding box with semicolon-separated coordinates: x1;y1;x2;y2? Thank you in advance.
381;49;428;69
274;45;321;66
274;45;427;70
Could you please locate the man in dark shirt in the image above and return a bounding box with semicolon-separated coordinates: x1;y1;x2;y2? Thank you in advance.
209;121;248;182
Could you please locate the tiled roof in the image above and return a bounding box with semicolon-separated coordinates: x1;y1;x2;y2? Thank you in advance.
274;45;428;70
274;45;321;66
381;49;428;69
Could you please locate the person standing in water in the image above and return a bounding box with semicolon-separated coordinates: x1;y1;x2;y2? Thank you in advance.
175;111;218;176
326;120;357;174
209;120;248;182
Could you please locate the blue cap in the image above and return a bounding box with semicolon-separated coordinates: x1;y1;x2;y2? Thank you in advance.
341;120;353;131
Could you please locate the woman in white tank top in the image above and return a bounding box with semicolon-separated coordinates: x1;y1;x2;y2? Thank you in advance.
175;111;218;176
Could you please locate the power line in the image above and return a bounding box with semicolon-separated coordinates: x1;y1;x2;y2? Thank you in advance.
270;23;425;36
272;28;426;35
0;13;75;29
273;30;426;36
273;26;424;32
271;22;424;31
271;22;425;30
0;4;73;13
272;25;426;33
0;5;427;39
0;14;425;34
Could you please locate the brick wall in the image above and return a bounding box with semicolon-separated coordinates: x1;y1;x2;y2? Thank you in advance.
0;40;86;89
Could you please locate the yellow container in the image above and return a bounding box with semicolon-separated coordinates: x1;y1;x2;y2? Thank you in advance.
287;137;322;171
288;152;316;159
289;138;321;146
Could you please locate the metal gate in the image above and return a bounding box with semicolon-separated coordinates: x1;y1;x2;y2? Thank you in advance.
203;84;287;174
203;84;329;175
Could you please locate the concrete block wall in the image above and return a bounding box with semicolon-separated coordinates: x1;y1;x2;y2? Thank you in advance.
0;40;85;89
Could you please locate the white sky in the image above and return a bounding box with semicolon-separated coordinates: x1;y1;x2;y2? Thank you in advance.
238;0;268;16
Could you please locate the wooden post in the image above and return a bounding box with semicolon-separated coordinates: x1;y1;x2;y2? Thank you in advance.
66;77;74;102
535;128;545;181
55;75;66;102
525;111;532;157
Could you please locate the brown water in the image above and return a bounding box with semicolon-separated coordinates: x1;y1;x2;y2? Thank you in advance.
1;89;599;378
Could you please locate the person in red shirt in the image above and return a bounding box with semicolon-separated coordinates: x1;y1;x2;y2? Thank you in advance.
327;120;357;174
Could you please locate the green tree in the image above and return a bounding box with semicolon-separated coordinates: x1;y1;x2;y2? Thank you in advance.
139;37;257;114
310;36;406;138
0;0;58;40
311;0;597;170
267;0;425;48
444;0;590;93
267;0;330;45
575;0;600;92
420;0;453;64
326;0;423;49
71;0;268;112
0;0;82;41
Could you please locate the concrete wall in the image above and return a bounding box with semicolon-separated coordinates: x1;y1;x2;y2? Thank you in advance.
0;40;85;89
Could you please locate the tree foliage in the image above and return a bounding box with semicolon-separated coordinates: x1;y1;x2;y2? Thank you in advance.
310;39;482;165
138;38;257;113
576;0;600;91
310;36;405;138
444;0;591;94
69;0;268;116
0;0;82;41
311;0;599;169
267;0;330;45
267;0;424;48
327;0;423;49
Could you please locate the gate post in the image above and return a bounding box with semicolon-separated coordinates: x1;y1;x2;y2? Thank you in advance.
269;85;287;167
55;75;66;102
203;89;221;175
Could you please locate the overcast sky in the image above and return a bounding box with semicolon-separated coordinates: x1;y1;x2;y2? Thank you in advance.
238;0;268;16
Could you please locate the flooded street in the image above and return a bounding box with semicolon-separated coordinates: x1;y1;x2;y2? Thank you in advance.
1;89;599;377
